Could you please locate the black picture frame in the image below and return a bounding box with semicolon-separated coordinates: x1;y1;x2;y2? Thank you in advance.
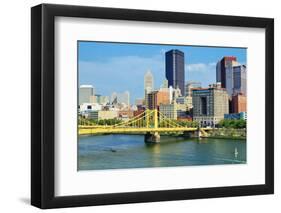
31;3;274;209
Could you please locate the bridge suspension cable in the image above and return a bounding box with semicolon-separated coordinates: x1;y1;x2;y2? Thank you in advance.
111;109;154;128
158;111;185;128
79;109;188;129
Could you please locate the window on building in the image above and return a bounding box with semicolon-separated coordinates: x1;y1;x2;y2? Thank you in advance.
200;97;207;115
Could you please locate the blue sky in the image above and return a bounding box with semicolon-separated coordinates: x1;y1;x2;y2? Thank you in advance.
78;41;246;104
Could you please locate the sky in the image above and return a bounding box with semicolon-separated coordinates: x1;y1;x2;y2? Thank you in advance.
78;41;246;104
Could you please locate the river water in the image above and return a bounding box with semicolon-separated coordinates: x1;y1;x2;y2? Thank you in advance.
78;134;246;171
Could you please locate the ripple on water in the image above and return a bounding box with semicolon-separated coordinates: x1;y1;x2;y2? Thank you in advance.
78;134;246;171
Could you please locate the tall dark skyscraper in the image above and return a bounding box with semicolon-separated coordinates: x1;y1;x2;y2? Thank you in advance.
233;64;247;96
165;49;185;96
216;56;238;96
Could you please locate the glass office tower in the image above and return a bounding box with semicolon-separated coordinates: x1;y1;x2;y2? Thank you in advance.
165;49;185;96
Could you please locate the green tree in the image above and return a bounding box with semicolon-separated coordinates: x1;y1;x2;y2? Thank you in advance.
218;119;246;129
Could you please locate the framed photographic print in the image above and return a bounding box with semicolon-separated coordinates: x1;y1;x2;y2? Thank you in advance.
31;3;274;209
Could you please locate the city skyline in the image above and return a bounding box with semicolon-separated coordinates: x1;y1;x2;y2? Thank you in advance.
78;41;247;104
78;41;248;171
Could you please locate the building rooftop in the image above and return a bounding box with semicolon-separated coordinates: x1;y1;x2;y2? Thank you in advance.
192;87;227;92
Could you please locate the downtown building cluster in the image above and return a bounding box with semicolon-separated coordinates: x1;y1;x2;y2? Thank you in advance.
79;85;132;120
140;52;247;127
192;56;247;126
78;50;247;126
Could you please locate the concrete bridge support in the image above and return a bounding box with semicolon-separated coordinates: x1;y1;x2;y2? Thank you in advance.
145;132;160;143
183;129;202;138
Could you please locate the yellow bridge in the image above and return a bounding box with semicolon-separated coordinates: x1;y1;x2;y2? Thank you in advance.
79;109;210;143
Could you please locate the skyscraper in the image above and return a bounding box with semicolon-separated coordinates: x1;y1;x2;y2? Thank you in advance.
216;61;221;83
165;49;185;96
216;56;239;96
79;85;94;105
144;70;154;108
144;70;154;92
192;87;229;126
233;65;247;95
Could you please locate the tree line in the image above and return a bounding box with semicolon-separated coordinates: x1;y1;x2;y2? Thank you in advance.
218;119;246;129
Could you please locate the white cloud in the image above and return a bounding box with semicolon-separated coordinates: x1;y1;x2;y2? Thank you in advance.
79;54;165;101
79;55;164;83
208;62;217;66
186;62;216;73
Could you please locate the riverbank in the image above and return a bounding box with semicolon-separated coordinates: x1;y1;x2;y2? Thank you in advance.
204;128;246;140
202;135;246;140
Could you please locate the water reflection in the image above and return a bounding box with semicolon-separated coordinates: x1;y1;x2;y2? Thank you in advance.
78;134;246;171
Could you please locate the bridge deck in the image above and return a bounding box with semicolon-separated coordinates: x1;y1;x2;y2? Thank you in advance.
78;127;212;135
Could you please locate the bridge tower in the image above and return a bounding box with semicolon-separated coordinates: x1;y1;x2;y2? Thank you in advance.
146;109;150;128
154;108;158;128
144;109;160;143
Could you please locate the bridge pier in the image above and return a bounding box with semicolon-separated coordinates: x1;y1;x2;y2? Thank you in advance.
144;132;160;143
183;129;202;138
